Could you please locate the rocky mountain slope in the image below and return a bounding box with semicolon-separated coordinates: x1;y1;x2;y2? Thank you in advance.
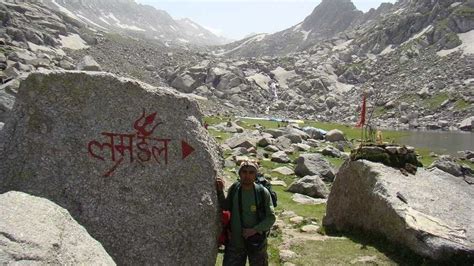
0;0;473;131
217;0;474;57
40;0;227;46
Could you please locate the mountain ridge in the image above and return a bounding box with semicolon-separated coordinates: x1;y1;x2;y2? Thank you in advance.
41;0;228;46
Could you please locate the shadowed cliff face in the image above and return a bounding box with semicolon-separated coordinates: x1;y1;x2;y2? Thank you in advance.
301;0;363;37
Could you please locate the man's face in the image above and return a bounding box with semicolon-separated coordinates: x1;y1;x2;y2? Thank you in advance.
239;166;257;186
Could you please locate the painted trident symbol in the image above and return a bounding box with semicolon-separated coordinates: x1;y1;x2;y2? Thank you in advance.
133;109;162;137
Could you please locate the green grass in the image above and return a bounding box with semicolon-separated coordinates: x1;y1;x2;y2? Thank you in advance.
455;6;474;18
205;116;229;126
422;93;449;110
237;119;283;130
415;148;436;167
325;156;346;169
288;230;426;266
305;121;406;143
208;129;233;143
209;114;474;266
462;160;474;171
274;186;327;221
454;99;471;110
398;93;418;104
373;106;387;117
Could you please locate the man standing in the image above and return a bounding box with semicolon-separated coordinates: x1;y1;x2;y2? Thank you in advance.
217;161;276;266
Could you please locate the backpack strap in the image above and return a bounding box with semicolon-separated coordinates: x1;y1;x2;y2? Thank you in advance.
255;184;267;219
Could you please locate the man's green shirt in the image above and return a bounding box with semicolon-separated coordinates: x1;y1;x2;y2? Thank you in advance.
220;183;276;249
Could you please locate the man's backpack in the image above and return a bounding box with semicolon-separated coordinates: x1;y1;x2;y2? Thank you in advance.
255;173;277;207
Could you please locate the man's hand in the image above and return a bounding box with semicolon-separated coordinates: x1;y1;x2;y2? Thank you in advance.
242;228;258;239
216;177;225;192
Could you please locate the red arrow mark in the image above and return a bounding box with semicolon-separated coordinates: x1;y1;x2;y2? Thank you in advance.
181;140;195;159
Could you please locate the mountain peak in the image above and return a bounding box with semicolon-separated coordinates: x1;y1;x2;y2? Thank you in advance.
301;0;362;36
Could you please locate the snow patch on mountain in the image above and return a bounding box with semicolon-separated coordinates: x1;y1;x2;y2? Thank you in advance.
51;0;81;21
59;34;89;50
300;30;311;41
77;14;108;30
215;34;268;56
99;17;111;25
380;45;395;55
293;23;302;31
28;42;66;56
437;30;474;56
333;39;353;51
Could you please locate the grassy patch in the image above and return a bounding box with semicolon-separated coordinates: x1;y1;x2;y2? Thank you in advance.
373;106;387;117
236;118;282;130
461;160;474;170
422;93;449;110
398;93;418;104
207;129;233;144
268;232;284;264
454;99;470;110
325;156;346;169
455;6;474;18
274;186;327;222
415;147;436;167
205;116;229;126
288;230;426;265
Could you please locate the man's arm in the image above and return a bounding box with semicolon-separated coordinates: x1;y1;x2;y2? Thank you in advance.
216;178;232;210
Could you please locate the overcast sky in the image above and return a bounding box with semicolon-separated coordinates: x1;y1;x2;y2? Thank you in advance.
135;0;397;40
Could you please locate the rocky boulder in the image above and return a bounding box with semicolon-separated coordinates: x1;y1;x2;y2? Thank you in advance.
302;126;326;140
288;175;329;199
324;160;474;262
325;129;346;142
0;71;221;265
76;56;101;71
459;116;474;131
0;82;16;122
171;74;198;93
294;153;335;181
429;155;467;177
0;191;115;265
271;151;291;163
224;131;260;149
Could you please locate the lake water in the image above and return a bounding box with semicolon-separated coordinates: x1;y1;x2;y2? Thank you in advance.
398;130;474;155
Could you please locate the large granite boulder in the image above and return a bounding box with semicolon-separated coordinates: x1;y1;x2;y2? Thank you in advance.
323;160;474;262
294;153;335;181
76;55;101;71
459;116;474;131
0;82;16;122
325;129;346;142
429;155;465;177
224;131;261;149
0;191;115;265
288;175;329;199
0;71;221;265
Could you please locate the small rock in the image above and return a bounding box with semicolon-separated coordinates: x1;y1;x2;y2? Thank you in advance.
292;193;327;205
300;225;320;233
281;210;297;218
289;216;305;224
271;180;287;187
272;166;295;175
280;250;297;262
